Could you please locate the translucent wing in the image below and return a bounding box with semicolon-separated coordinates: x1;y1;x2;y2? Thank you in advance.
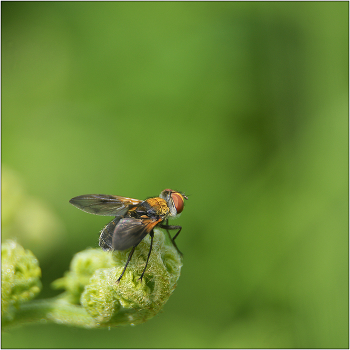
69;194;141;216
99;217;122;251
99;217;162;251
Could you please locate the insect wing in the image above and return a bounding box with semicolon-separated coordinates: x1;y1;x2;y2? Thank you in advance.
69;194;141;216
112;217;162;251
99;217;122;251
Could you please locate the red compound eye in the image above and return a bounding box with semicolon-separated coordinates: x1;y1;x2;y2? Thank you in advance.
171;192;184;214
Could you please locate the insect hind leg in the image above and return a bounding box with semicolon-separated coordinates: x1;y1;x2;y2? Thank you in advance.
117;231;155;283
138;230;154;282
116;246;136;283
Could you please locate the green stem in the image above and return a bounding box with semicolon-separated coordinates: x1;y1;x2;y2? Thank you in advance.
3;296;96;330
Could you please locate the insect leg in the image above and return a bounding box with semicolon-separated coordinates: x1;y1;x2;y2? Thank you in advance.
159;220;183;257
116;246;136;283
138;230;154;282
162;220;173;244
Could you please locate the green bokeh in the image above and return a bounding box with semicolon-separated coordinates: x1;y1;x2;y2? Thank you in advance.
2;2;348;348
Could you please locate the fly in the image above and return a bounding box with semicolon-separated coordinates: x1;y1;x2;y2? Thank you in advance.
69;189;188;282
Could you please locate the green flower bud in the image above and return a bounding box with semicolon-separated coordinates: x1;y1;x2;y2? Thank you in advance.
52;248;115;304
54;228;182;327
3;228;183;330
1;240;42;323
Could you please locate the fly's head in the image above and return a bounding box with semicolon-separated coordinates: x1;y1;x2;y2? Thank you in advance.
159;189;188;218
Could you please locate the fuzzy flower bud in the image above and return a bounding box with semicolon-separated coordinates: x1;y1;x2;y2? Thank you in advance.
53;228;182;327
1;240;42;323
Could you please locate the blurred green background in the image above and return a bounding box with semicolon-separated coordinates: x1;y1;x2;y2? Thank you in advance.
1;2;348;348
